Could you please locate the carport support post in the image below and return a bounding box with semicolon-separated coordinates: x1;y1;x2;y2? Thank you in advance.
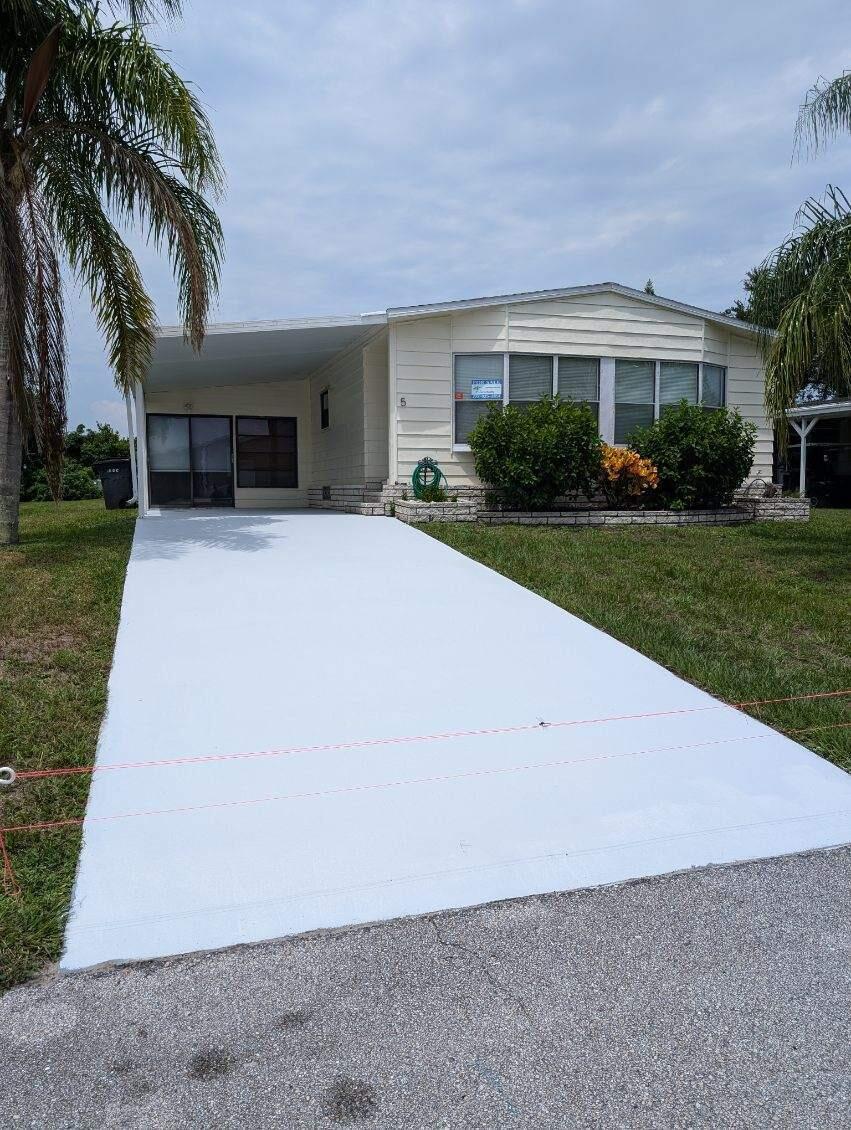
789;416;818;498
134;380;149;516
125;393;138;503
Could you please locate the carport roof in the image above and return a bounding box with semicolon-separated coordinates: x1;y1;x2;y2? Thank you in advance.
148;281;767;391
147;312;387;390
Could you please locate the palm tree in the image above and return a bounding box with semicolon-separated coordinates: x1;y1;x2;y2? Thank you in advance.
0;0;223;544
753;73;851;424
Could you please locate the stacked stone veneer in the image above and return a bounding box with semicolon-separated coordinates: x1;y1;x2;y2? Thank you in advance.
309;482;811;525
307;483;391;516
732;492;811;522
477;508;751;527
394;499;479;524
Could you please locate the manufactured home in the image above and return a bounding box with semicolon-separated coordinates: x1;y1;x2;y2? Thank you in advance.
131;282;771;514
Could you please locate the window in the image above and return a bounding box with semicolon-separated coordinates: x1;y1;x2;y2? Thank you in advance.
614;359;655;443
508;354;552;407
320;389;330;430
236;416;298;488
702;364;726;409
558;357;599;422
660;361;698;411
454;354;503;445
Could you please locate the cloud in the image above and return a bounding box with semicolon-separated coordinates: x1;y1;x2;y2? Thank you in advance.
65;0;851;424
89;399;128;434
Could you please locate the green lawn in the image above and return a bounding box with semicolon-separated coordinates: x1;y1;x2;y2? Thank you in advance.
0;501;135;991
1;503;848;992
422;511;851;773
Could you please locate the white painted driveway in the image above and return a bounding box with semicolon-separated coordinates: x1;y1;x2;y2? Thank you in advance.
63;510;851;969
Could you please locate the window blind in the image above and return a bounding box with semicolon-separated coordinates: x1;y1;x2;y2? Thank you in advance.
454;354;503;444
660;362;698;406
508;354;553;402
615;359;655;402
615;359;655;443
702;364;725;408
558;357;599;402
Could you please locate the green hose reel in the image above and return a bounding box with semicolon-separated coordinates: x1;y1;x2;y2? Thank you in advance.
412;456;448;500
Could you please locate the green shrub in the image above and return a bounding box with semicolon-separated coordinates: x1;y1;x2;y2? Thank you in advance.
23;461;102;502
418;482;448;502
468;396;602;510
629;402;756;509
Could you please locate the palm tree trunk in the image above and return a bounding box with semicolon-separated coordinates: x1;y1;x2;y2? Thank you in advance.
0;304;23;546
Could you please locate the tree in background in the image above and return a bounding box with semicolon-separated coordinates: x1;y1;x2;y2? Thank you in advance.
737;73;851;422
22;421;129;500
1;1;223;543
643;278;656;295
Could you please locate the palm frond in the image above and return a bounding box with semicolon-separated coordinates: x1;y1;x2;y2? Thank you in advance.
41;155;156;393
795;71;851;159
41;16;225;196
107;1;185;24
18;164;66;496
755;186;851;424
36;120;222;351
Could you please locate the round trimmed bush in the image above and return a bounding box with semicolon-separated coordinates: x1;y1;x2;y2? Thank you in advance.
468;396;602;510
628;402;756;509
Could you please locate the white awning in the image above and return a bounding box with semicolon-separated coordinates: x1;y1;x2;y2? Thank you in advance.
147;313;387;391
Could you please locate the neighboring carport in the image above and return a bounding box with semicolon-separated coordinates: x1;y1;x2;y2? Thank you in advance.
61;510;851;969
785;399;851;504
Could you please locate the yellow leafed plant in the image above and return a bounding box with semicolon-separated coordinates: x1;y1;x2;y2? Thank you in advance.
599;444;659;508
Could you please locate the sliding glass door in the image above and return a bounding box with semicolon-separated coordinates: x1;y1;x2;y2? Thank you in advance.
147;415;234;507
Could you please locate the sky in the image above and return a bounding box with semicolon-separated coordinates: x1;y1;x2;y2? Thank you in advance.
68;0;851;430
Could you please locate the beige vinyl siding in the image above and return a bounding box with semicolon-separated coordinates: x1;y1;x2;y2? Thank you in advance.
726;331;773;480
390;292;773;487
145;379;310;508
308;337;368;486
507;292;704;361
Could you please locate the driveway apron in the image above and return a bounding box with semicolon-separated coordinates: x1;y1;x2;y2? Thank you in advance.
61;510;851;968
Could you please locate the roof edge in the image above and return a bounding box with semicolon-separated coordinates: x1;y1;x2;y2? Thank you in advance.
386;282;767;336
155;312;387;340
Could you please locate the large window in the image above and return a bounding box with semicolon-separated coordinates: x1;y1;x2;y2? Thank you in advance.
558;357;599;422
660;361;698;410
614;359;655;443
236;416;298;488
454;354;503;444
508;354;552;407
702;364;726;409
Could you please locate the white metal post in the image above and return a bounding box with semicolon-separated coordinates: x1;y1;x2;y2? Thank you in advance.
134;380;149;516
789;416;817;498
124;393;138;504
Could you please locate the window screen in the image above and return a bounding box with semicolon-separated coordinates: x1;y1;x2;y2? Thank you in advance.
454;354;503;444
615;359;655;443
660;361;698;409
702;364;726;408
508;354;553;405
558;357;600;422
236;417;298;488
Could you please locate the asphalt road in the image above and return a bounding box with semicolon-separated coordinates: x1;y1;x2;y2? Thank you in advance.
2;846;851;1128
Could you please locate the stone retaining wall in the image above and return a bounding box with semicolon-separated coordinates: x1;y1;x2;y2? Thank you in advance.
310;481;811;525
732;494;811;522
477;508;751;527
394;499;479;524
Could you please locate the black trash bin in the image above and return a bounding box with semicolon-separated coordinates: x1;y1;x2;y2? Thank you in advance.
93;458;134;509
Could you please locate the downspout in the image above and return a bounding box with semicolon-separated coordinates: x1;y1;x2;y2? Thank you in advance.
125;392;138;507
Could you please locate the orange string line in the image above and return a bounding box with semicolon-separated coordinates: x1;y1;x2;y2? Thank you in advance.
11;688;851;783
